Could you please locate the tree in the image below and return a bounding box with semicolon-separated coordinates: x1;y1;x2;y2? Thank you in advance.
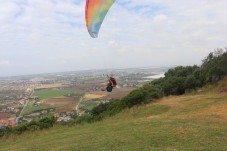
201;49;227;83
184;75;200;90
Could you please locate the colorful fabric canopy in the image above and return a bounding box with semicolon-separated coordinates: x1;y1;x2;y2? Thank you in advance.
85;0;115;38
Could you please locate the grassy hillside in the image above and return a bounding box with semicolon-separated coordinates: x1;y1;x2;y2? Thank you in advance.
0;79;227;151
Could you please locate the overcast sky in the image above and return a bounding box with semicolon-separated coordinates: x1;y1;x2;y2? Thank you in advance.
0;0;227;77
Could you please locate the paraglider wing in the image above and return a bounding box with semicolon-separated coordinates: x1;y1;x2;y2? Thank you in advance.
85;0;115;38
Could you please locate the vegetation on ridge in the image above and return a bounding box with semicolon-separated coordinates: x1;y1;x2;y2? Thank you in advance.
0;48;227;139
89;48;227;120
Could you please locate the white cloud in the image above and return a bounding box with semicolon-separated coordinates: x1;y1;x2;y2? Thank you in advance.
0;60;10;66
0;0;227;76
0;2;20;20
153;14;167;25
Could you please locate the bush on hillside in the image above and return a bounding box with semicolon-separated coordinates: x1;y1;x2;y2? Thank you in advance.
90;85;163;118
0;115;56;137
0;126;12;137
152;48;227;96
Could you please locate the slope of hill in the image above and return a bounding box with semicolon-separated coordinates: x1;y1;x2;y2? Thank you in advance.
0;79;227;151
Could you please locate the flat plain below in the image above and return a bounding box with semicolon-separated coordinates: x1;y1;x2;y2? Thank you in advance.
0;82;227;151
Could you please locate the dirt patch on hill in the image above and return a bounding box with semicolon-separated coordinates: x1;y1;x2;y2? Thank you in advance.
192;104;227;116
153;96;185;108
220;87;227;93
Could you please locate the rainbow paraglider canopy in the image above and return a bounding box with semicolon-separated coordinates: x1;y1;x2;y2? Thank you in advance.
85;0;115;38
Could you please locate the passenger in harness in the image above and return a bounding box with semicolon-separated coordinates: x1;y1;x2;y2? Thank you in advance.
103;75;117;92
109;76;117;87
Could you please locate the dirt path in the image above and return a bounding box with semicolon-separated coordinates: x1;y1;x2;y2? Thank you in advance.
16;90;34;124
75;96;84;111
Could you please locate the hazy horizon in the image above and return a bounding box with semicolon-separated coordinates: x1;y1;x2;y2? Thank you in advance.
0;65;171;78
1;0;227;77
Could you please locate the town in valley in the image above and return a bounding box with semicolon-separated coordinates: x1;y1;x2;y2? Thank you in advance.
0;67;167;127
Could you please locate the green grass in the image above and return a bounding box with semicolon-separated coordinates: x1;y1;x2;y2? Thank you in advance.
33;89;84;101
1;82;227;150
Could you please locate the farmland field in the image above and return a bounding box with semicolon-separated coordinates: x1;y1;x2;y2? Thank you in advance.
43;97;80;112
41;97;79;106
33;89;84;100
84;93;105;100
79;100;100;111
35;84;67;89
55;104;77;112
21;88;84;115
21;100;61;116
